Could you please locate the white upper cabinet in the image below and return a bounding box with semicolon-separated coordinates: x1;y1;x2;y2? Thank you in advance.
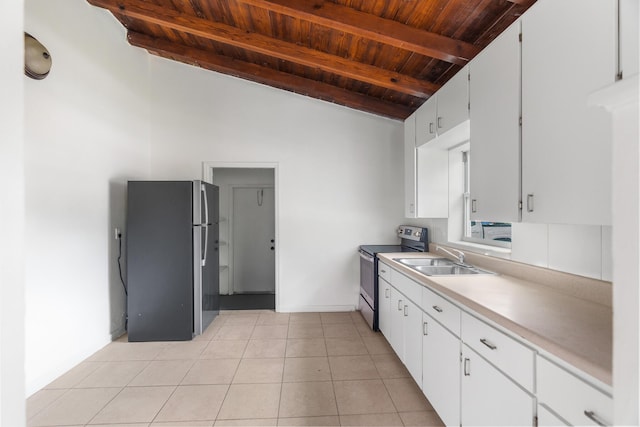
415;65;469;148
410;66;469;219
404;113;417;218
469;21;521;223
521;0;616;225
415;96;438;147
436;65;470;136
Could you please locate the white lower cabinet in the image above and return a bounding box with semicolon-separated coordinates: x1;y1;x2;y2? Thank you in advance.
536;355;612;426
388;279;422;386
461;344;534;426
537;404;569;426
378;276;391;339
422;313;461;427
389;286;405;357
403;298;423;387
380;264;607;427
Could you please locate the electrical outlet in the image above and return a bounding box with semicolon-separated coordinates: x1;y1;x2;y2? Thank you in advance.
114;227;121;240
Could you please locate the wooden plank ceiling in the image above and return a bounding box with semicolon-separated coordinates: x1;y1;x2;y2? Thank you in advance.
87;0;535;120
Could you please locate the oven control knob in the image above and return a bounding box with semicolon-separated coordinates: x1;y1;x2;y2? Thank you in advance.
414;231;421;237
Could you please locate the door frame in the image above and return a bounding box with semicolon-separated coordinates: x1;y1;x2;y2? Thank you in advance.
203;162;280;311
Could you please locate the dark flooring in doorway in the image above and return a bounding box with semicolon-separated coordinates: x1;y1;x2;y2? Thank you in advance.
219;293;275;310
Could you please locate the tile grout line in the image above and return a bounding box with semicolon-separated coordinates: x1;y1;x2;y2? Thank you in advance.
83;385;127;426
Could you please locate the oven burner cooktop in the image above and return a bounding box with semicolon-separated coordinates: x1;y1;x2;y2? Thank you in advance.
359;245;417;257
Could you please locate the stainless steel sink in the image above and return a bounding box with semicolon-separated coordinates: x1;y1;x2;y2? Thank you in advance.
413;264;494;276
393;257;456;267
394;257;494;276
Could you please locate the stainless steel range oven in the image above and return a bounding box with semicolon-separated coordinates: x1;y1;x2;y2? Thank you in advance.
358;225;428;330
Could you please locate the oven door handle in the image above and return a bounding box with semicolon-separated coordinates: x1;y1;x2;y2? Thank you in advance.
359;250;375;263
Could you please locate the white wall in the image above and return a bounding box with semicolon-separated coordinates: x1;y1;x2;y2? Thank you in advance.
0;0;26;424
148;56;405;312
589;74;640;425
24;0;150;395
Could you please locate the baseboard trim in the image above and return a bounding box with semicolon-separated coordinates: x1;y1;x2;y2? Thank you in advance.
277;305;356;313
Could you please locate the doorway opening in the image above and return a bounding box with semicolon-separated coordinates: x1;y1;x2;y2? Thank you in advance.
208;166;277;311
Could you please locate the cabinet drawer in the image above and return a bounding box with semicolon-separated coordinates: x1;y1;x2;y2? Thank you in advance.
378;261;392;283
390;269;422;306
421;287;461;337
537;356;612;426
461;312;534;392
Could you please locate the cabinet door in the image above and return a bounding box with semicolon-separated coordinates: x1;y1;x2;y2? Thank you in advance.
469;21;521;223
378;278;392;339
415;96;437;147
437;65;469;135
389;287;405;358
404;113;417;218
537;405;569;427
461;345;533;426
620;0;639;78
422;314;461;427
403;298;423;387
521;0;615;225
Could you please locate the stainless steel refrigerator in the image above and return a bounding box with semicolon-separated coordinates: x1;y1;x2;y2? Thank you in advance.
126;180;219;341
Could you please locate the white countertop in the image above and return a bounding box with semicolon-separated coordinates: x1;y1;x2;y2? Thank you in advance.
377;252;612;386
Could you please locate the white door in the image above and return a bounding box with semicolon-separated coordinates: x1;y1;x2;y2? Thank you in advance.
232;187;275;294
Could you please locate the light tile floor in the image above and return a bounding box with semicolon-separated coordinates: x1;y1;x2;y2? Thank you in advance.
27;311;445;427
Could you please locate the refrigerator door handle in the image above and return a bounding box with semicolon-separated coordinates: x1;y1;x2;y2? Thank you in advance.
202;225;208;267
201;183;210;225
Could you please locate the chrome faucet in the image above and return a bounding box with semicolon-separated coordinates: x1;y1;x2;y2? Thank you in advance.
436;246;466;264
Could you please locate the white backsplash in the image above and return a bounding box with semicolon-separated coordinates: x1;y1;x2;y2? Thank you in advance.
547;224;605;280
409;219;612;282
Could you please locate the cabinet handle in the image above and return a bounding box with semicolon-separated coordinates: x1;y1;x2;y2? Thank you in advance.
437;116;443;129
527;194;534;213
471;199;477;213
583;411;607;426
403;305;408;317
480;338;497;350
385;288;390;298
380;269;386;274
463;358;470;376
432;305;443;313
397;300;403;311
429;122;434;134
423;321;428;336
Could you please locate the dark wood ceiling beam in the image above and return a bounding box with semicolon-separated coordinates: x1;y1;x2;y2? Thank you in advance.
127;31;414;120
235;0;480;65
505;0;536;6
87;0;440;97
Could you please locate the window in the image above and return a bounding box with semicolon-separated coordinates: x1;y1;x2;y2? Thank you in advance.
462;150;512;248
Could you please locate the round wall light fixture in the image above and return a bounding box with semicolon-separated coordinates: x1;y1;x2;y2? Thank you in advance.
24;32;52;80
